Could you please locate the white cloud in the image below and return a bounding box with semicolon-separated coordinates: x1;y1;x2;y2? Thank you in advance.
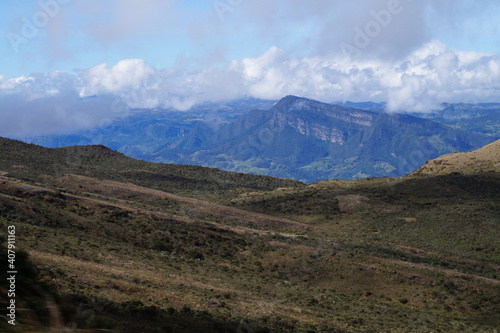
0;71;123;137
0;91;120;137
1;40;500;137
235;46;286;80
79;59;154;97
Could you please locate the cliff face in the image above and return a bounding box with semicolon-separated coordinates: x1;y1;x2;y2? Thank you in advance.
271;96;375;145
274;96;374;126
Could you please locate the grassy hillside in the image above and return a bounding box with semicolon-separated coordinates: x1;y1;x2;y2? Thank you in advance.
0;138;499;332
0;137;303;201
412;139;500;176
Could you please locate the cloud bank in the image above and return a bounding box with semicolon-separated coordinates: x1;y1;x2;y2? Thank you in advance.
1;40;500;137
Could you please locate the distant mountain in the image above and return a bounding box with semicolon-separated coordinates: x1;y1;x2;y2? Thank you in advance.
11;97;499;183
335;101;500;137
16;98;278;152
441;110;500;137
336;100;386;113
409;103;500;137
412;139;500;176
150;96;495;182
416;102;500;122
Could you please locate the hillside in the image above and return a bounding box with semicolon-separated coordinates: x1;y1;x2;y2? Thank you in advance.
1;138;499;332
0;137;303;201
413;139;500;176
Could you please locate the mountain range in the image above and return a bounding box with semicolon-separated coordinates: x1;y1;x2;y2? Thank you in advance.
338;101;500;138
13;96;499;183
150;96;496;182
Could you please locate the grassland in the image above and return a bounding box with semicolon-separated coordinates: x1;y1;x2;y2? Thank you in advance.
413;139;500;176
0;138;499;332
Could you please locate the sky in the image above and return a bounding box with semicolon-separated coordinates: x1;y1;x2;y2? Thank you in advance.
1;0;500;136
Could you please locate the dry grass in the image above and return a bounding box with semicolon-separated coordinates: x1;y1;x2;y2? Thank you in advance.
1;139;499;332
414;139;500;175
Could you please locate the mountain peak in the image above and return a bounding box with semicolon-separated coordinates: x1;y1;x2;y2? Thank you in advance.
282;95;306;101
275;95;316;107
274;95;376;116
271;95;375;128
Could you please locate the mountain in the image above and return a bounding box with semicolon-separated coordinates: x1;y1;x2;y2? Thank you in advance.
1;138;499;332
445;110;500;137
413;139;500;176
154;96;496;182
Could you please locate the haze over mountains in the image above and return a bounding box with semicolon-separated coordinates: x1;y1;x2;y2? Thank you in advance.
340;101;500;137
16;96;498;183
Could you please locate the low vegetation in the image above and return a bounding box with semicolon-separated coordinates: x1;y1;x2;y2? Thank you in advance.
0;138;499;332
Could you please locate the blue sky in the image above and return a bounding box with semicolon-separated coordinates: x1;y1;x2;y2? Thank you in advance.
1;0;499;77
1;0;500;136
